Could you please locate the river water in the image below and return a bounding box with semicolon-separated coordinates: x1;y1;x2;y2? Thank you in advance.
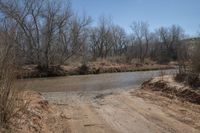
25;69;175;92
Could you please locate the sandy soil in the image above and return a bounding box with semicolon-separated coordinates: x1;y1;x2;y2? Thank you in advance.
8;91;70;133
43;87;200;133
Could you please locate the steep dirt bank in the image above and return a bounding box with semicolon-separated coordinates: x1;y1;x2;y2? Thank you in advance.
141;76;200;104
20;61;174;78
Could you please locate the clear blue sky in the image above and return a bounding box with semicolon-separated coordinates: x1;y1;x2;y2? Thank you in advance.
71;0;200;36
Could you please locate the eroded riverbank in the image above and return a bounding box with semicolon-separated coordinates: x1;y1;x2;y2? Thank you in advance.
21;60;175;78
15;70;200;133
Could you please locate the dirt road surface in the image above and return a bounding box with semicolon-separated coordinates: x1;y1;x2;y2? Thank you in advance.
43;88;200;133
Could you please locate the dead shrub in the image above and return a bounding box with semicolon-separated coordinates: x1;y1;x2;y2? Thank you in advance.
0;82;27;131
36;65;66;77
0;27;28;131
175;72;200;88
175;72;187;82
175;40;200;88
159;69;166;81
78;64;89;75
191;41;200;73
185;73;200;88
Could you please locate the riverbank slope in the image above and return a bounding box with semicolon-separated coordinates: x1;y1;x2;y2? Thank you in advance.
6;74;200;133
20;60;175;78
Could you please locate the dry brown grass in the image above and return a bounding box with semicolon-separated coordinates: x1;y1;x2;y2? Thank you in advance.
142;76;200;104
0;83;28;132
0;32;28;132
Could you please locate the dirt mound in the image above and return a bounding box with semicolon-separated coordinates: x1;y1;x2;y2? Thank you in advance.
8;91;70;133
141;76;200;104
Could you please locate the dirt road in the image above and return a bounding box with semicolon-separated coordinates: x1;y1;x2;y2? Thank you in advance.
43;88;200;133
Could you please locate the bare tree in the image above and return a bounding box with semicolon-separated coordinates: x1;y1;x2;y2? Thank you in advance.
156;25;185;63
0;0;73;68
111;25;128;56
89;16;114;59
0;0;193;76
130;21;151;63
0;0;42;64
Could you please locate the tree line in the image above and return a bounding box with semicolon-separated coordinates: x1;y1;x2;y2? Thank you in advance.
0;0;196;70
